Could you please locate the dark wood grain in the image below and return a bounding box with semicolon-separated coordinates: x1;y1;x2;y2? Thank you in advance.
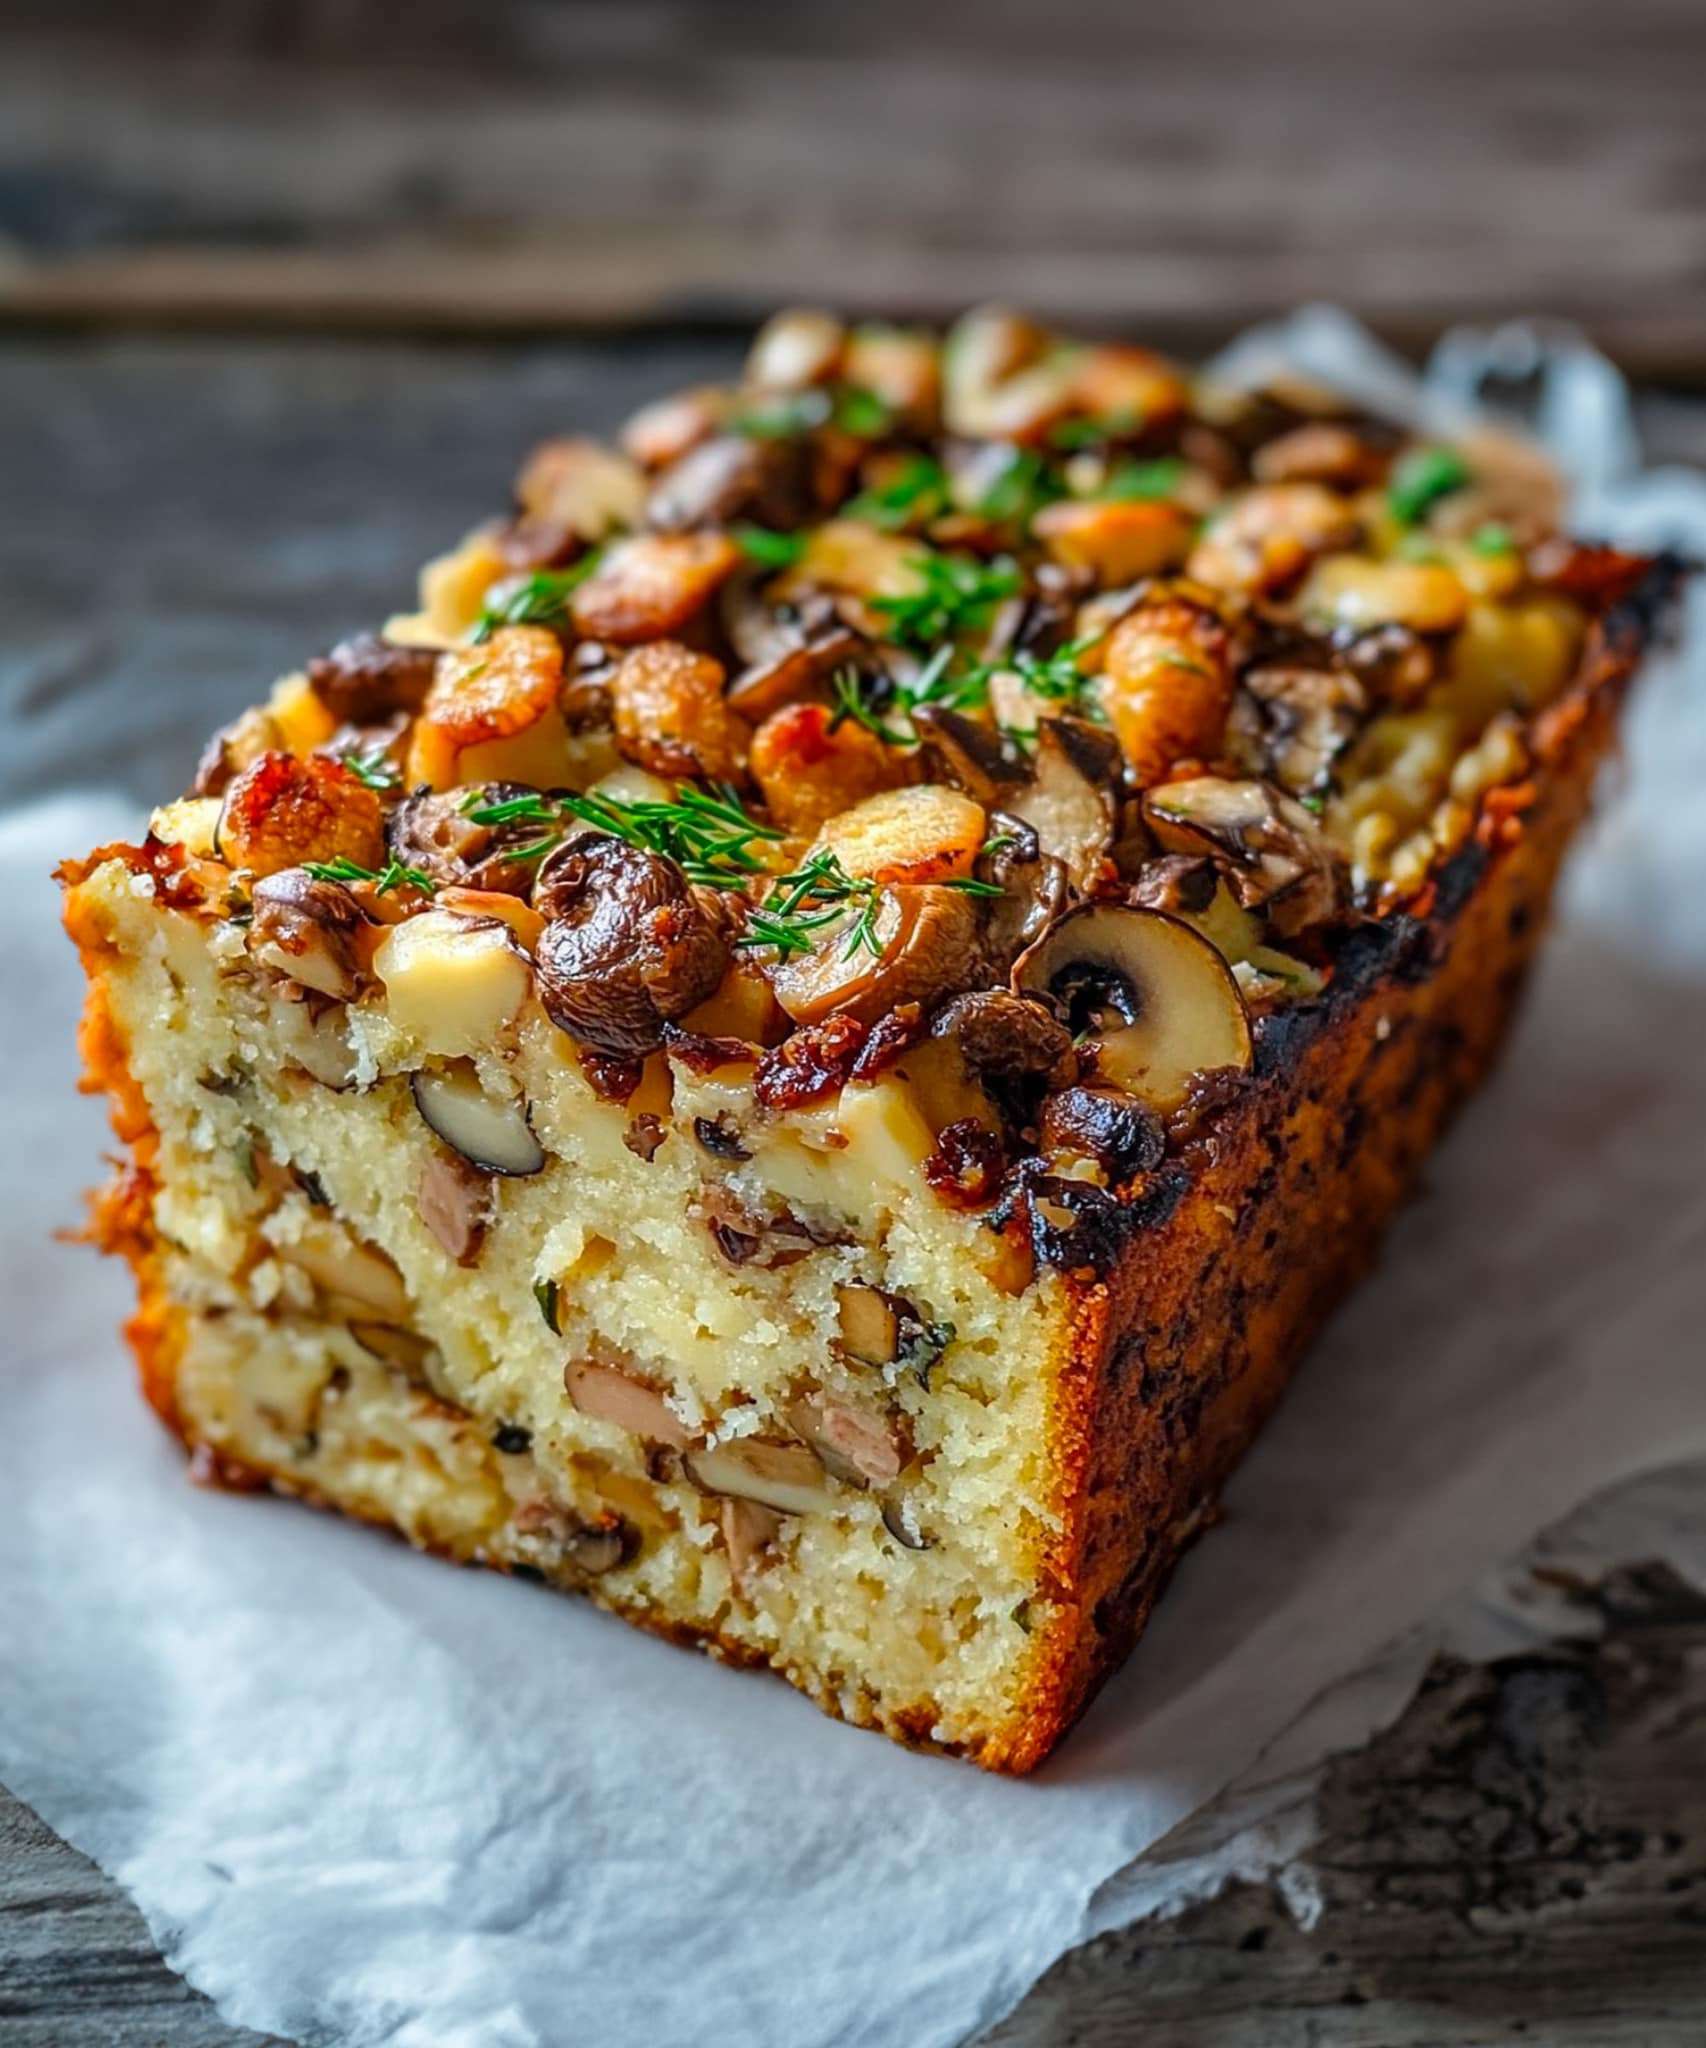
4;0;1706;375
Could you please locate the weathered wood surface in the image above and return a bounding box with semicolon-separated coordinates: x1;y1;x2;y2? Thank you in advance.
4;333;1704;2044
4;0;1706;376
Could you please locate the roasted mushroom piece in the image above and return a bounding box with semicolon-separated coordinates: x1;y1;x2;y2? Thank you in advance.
928;989;1072;1121
761;884;983;1028
1143;777;1339;937
1007;718;1121;893
911;706;1031;807
1013;903;1252;1113
975;812;1069;969
247;868;369;1001
534;834;730;1056
411;1065;546;1177
646;433;813;533
1236;661;1368;797
722;579;867;723
1039;1084;1166;1181
305;633;441;725
387;782;546;898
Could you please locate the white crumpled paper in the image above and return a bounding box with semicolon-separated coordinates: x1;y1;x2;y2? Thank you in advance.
2;316;1704;2048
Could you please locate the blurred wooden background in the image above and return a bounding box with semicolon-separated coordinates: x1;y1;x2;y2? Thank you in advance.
4;0;1706;375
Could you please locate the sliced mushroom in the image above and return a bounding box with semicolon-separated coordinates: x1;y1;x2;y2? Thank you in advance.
720;1497;784;1587
1143;777;1340;936
761;883;982;1029
1237;663;1367;797
281;1222;410;1321
563;1513;637;1575
746;307;846;390
305;633;441;724
976;812;1069;968
787;1394;906;1488
248;869;368;1001
386;783;544;898
1013;903;1252;1113
349;1319;435;1380
271;990;360;1090
513;436;646;540
534;835;730;1056
1039;1084;1166;1180
721;581;865;722
411;1065;545;1176
564;1360;694;1448
685;1438;841;1517
416;1147;489;1264
1008;718;1120;892
836;1282;902;1366
646;433;811;533
911;706;1031;806
881;1498;934;1551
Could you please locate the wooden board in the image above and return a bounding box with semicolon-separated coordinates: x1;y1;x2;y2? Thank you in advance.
4;0;1706;376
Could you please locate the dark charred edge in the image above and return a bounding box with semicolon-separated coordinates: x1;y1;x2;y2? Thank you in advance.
991;1157;1192;1275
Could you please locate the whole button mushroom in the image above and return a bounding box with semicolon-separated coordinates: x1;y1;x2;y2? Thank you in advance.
533;834;729;1057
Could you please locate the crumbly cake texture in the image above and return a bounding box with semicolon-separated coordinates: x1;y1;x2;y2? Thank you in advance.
61;309;1681;1771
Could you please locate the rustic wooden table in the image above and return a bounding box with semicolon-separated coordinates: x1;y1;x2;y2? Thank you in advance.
2;330;1704;2046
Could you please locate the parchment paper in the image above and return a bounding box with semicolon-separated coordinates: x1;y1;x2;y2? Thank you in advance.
2;317;1703;2048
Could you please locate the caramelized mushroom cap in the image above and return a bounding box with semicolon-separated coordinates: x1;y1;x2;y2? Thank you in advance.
534;834;730;1056
1007;718;1121;892
1013;902;1252;1113
386;782;543;898
762;883;983;1028
248;869;368;1001
1142;776;1339;935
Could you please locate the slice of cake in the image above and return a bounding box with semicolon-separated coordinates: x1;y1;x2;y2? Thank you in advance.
61;308;1679;1770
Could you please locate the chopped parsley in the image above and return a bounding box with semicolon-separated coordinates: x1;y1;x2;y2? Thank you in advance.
843;454;949;530
472;554;603;643
1388;445;1472;527
302;855;435;895
833;384;894;437
975;447;1063;524
532;1277;561;1334
1049;407;1143;450
733;523;806;569
1470;521;1516;557
1100;455;1185;502
729;389;832;439
872;551;1022;650
461;782;784;890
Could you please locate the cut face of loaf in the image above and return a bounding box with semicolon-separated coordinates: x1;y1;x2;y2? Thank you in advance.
60;303;1683;1769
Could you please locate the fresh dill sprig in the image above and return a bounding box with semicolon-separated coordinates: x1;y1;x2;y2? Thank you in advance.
872;551;1022;651
343;746;401;792
472;554;603;643
459;782;784;889
734;849;884;962
302;855;435;895
733;523;807;569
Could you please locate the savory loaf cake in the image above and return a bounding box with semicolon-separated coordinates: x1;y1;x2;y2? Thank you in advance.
61;308;1680;1771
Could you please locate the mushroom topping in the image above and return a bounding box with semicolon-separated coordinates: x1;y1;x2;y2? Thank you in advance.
720;1498;783;1588
305;633;441;724
786;1393;906;1489
534;835;730;1056
386;784;543;898
645;433;812;533
1007;718;1120;892
911;706;1031;807
1237;662;1367;797
513;436;646;540
609;640;749;784
564;1360;693;1448
1187;483;1359;596
746;306;847;390
929;989;1073;1124
270;989;360;1090
568;531;743;646
761;883;982;1029
1252;422;1391;489
1143;777;1339;936
1098;597;1235;790
1040;1084;1166;1180
411;1065;546;1176
685;1437;841;1517
248;869;368;1001
835;1283;954;1385
1013;903;1252;1113
975;812;1069;968
416;1146;490;1264
815;784;987;888
721;581;865;722
193;705;282;797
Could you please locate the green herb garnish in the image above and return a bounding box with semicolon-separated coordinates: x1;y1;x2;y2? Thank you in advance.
302;855;435;895
462;782;784;889
472;554;603;643
733;524;807;570
1388;445;1472;526
532;1277;561;1334
975;447;1064;524
1049;408;1142;450
833;385;893;437
343;746;401;793
843;455;949;530
730;390;833;439
1100;456;1185;502
872;551;1022;650
1470;521;1516;557
735;850;885;962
